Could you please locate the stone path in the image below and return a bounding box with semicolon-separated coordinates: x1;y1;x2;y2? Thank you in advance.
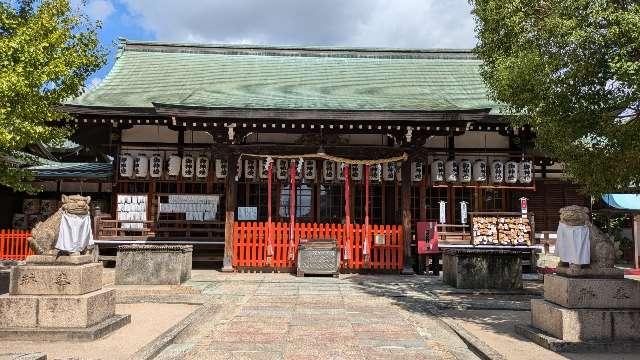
155;272;481;359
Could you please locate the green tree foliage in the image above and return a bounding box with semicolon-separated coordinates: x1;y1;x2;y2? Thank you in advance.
471;0;640;194
0;0;105;192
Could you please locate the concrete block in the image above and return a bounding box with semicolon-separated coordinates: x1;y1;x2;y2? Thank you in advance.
544;275;640;309
10;263;102;295
0;295;37;328
38;288;115;328
531;299;640;342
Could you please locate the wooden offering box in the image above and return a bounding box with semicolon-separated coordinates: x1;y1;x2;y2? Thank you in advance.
470;212;533;246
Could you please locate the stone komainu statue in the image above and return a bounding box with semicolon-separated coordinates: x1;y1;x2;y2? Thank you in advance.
557;205;616;270
28;195;93;255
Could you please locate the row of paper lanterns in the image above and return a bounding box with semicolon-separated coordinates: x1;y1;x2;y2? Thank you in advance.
119;153;533;184
431;159;533;184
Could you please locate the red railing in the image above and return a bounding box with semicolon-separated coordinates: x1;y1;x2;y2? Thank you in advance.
0;230;33;260
233;222;403;271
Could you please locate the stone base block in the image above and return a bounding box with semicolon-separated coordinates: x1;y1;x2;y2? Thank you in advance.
544;275;640;309
0;289;115;328
531;299;640;342
515;324;640;353
26;254;94;265
0;314;130;342
556;266;624;279
10;262;102;295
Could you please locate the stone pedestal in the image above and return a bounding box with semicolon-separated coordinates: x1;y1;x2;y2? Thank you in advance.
115;245;192;285
0;255;130;341
517;274;640;352
442;248;525;289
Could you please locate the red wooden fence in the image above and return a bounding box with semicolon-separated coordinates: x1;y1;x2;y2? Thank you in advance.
233;222;403;271
0;230;33;260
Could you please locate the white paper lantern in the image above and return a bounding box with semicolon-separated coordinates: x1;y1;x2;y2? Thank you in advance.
519;160;533;183
134;154;148;178
295;160;303;180
244;160;257;179
236;159;242;178
431;160;444;182
197;155;209;178
411;161;424;182
491;160;504;183
383;162;397;181
350;164;362;181
323;160;335;181
460;160;472;183
150;153;163;178
505;161;518;184
445;160;459;182
276;159;289;180
337;163;346;180
473;160;487;182
168;155;181;176
259;159;269;179
215;159;228;178
119;153;133;178
369;164;382;181
182;154;194;177
304;160;316;180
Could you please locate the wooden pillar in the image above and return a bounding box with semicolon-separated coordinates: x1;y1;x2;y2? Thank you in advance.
401;160;414;274
634;214;640;269
222;152;238;271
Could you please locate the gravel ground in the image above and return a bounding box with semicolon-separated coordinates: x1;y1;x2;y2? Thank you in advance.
0;303;197;360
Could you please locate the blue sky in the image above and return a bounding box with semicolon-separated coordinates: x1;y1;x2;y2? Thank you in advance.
83;0;477;89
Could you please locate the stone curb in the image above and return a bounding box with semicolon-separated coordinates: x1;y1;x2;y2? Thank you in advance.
421;303;506;360
515;324;640;353
130;301;216;360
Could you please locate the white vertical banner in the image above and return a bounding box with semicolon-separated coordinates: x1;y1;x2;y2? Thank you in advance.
460;201;468;224
439;200;447;224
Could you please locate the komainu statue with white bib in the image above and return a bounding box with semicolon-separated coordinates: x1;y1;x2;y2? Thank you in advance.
28;194;95;256
556;205;622;278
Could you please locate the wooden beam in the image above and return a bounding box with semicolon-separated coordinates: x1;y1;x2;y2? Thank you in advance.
222;152;238;271
401;160;414;274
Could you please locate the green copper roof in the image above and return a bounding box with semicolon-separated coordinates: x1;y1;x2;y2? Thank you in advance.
28;162;112;179
68;40;500;113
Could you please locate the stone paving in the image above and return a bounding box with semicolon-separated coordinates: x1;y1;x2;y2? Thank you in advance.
155;272;483;360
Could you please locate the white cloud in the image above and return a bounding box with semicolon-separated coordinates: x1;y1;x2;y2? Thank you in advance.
72;0;115;21
118;0;476;48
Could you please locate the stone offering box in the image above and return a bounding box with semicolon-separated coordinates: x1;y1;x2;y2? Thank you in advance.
115;244;193;285
297;239;340;277
443;248;532;289
0;255;130;341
